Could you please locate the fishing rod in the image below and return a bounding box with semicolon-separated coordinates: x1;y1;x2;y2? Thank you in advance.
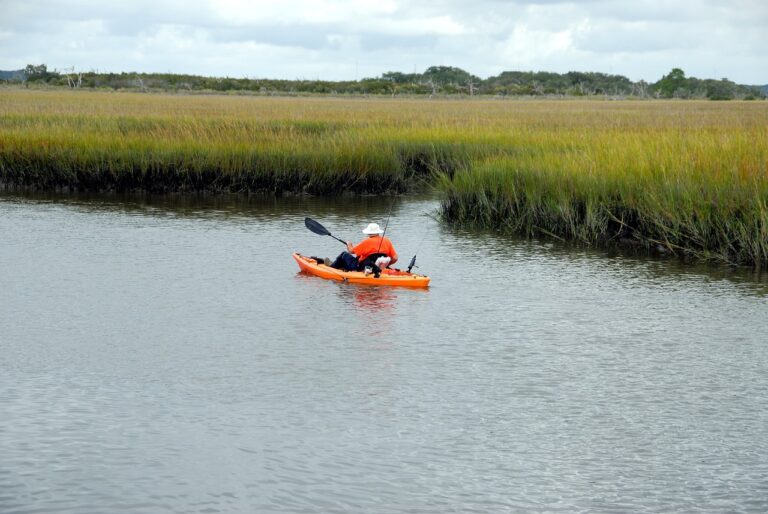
407;212;432;273
376;198;395;254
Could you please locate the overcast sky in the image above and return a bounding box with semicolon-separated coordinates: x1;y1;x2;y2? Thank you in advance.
1;0;765;83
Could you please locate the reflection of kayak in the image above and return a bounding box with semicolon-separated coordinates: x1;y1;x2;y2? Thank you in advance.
293;253;430;288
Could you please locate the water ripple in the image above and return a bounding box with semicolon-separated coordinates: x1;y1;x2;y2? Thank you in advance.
2;193;767;513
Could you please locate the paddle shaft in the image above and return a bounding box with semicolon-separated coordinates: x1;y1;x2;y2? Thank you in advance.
329;234;347;246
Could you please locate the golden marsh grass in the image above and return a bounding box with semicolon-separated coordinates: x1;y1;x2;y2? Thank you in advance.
1;89;766;265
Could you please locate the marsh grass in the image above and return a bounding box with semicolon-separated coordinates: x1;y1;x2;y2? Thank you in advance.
2;90;766;265
0;91;480;194
440;127;768;266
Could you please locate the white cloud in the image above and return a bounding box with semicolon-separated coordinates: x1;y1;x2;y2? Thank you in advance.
502;24;576;66
0;0;765;83
211;0;399;26
376;15;467;36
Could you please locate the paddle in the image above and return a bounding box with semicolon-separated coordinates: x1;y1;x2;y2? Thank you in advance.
304;217;347;246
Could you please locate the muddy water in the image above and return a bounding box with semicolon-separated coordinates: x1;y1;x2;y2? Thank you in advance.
2;192;767;513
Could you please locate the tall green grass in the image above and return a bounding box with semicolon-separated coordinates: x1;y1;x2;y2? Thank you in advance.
0;91;485;194
440;127;768;265
1;89;767;265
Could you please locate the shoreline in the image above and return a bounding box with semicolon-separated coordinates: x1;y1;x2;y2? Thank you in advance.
2;90;765;267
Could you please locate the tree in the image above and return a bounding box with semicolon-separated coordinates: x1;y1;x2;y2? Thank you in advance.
706;78;735;100
633;80;649;98
381;71;420;84
654;68;688;98
23;64;53;82
466;76;477;96
421;66;480;89
62;66;83;88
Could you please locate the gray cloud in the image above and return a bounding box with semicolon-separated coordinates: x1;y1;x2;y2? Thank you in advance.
0;0;765;83
206;24;338;49
574;20;709;54
359;33;438;52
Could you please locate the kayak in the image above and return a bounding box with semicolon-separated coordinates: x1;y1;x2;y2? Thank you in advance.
292;253;430;288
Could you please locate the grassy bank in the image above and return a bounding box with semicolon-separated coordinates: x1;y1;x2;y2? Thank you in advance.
0;90;492;194
1;90;767;266
440;129;768;266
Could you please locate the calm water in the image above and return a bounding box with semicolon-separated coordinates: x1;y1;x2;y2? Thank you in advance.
2;192;768;513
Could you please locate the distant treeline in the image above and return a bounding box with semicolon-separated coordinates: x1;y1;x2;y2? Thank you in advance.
3;64;765;100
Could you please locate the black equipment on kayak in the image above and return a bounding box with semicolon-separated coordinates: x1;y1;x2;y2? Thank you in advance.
304;217;347;246
407;255;417;273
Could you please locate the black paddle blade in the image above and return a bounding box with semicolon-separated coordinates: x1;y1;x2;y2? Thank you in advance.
305;217;331;236
305;217;347;245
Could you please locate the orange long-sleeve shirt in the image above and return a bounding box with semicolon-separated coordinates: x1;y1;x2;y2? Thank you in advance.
352;236;397;262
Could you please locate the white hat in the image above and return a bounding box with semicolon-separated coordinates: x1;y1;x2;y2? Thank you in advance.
362;222;384;235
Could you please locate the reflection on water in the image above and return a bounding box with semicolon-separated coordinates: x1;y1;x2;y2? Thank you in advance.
334;281;399;313
449;224;768;295
2;191;768;513
1;190;400;221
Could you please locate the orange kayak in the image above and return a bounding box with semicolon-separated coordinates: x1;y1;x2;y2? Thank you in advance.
293;253;430;288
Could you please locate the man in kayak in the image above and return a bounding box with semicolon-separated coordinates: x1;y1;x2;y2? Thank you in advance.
329;222;398;274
